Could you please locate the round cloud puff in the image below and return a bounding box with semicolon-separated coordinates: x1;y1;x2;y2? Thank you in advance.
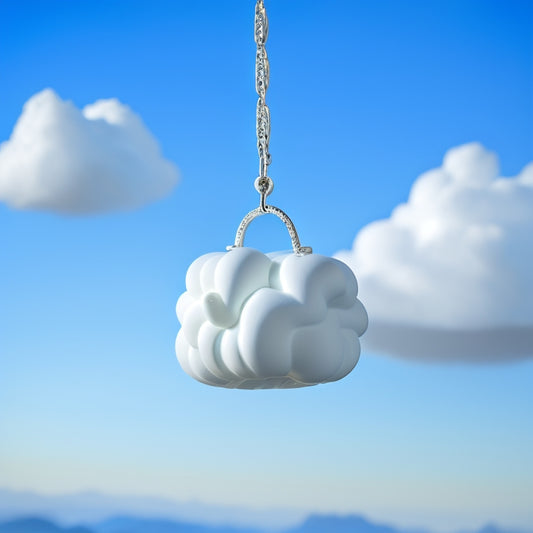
0;89;178;213
336;142;533;361
175;248;368;389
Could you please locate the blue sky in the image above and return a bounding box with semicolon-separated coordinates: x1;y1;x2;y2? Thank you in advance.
1;1;532;531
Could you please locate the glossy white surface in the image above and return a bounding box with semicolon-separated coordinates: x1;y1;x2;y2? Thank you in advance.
176;248;367;389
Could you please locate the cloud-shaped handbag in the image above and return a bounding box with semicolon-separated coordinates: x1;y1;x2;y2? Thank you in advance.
175;177;368;389
175;0;367;389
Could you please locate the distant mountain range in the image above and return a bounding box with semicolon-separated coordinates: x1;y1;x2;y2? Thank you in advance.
0;517;93;533
0;489;302;531
0;488;529;533
0;514;527;533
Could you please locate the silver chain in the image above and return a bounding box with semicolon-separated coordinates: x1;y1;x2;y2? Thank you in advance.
255;0;271;180
228;0;312;256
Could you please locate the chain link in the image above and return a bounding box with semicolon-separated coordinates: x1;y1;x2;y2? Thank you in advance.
227;1;312;255
255;0;271;178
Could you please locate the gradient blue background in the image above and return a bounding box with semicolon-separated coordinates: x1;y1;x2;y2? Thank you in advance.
1;1;532;531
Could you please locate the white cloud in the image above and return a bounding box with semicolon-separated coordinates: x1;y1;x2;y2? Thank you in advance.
176;247;368;388
0;89;178;213
336;142;533;361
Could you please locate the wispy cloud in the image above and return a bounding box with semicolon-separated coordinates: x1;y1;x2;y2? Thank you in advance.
0;89;178;214
337;143;533;362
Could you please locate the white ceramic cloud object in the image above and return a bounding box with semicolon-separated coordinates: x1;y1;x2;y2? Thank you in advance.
175;247;368;389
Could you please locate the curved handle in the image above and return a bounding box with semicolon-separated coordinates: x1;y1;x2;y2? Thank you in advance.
228;204;312;256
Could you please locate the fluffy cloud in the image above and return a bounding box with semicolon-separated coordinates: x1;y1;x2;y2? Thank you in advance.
337;143;533;361
0;89;178;213
175;247;368;388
